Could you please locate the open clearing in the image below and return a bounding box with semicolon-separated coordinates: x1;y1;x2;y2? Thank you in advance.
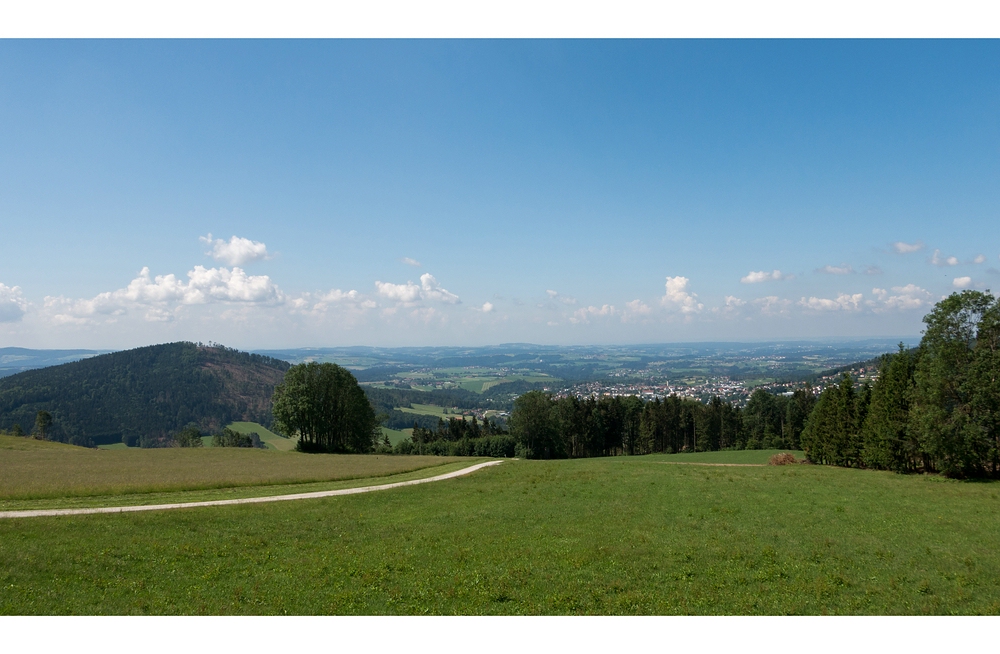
2;447;1000;614
0;435;463;501
226;422;296;451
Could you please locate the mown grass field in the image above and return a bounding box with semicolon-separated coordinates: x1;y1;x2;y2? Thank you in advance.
226;421;296;451
3;446;1000;615
0;435;462;501
381;427;411;446
398;403;465;419
650;449;805;464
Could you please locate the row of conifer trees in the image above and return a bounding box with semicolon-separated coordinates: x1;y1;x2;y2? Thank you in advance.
802;291;1000;478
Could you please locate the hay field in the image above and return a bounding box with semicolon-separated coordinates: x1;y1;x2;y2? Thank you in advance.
0;435;461;500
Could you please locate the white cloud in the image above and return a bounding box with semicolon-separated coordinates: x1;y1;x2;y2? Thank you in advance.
375;273;460;305
200;234;270;266
819;264;854;275
741;270;790;284
711;295;746;319
0;283;28;323
973;254;986;264
871;284;934;311
481;302;494;313
570;304;617;324
893;241;924;254
953;276;972;289
402;257;421;267
44;266;284;325
545;290;576;305
931;249;959;266
661;276;703;314
753;296;792;315
622;299;652;322
306;289;377;314
799;293;863;312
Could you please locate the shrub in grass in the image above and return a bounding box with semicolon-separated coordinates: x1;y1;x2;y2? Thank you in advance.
769;452;798;465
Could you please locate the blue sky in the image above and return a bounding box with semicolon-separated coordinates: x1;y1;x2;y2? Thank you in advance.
0;39;997;349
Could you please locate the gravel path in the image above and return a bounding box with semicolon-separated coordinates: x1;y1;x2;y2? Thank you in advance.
0;460;505;519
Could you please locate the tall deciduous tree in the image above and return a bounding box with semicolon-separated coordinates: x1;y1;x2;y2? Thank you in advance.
272;362;381;453
912;290;999;477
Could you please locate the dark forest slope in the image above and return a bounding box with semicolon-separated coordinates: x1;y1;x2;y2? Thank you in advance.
0;343;289;447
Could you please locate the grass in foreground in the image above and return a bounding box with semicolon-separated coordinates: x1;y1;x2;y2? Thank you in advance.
0;435;463;501
3;452;1000;614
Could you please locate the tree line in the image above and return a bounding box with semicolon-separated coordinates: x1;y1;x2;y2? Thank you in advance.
802;290;999;478
503;386;816;460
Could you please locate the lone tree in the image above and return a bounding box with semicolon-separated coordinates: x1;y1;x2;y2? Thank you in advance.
33;410;52;440
271;362;381;453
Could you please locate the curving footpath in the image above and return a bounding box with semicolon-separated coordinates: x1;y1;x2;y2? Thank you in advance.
0;460;505;519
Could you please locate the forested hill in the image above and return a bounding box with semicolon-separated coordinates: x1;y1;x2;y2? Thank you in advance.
0;343;290;447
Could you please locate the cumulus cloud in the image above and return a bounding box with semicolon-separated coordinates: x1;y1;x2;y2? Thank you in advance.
305;289;377;314
200;234;270;266
931;249;959;267
401;257;421;267
753;296;792;315
893;241;924;254
375;273;460;305
741;270;790;284
661;276;703;314
481;302;494;313
570;304;617;324
0;283;28;323
973;254;986;264
711;295;746;318
819;264;854;275
545;290;577;305
622;299;652;322
799;293;863;312
45;266;284;325
953;276;972;289
871;284;934;311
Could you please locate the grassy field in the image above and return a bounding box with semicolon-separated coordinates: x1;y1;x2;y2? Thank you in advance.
0;435;463;501
650;449;805;465
381;427;411;446
226;421;296;451
3;448;1000;614
398;403;466;419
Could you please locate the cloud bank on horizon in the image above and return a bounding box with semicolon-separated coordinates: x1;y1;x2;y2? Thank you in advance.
1;231;994;349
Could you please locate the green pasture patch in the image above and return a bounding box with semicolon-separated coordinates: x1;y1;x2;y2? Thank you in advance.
381;427;410;446
96;442;128;450
4;456;1000;615
647;449;806;465
227;421;296;451
0;459;483;512
398;404;466;419
0;436;465;501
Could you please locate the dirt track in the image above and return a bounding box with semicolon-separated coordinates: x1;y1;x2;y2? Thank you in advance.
0;460;505;519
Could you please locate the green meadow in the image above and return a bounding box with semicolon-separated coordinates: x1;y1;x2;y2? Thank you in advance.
3;443;1000;615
